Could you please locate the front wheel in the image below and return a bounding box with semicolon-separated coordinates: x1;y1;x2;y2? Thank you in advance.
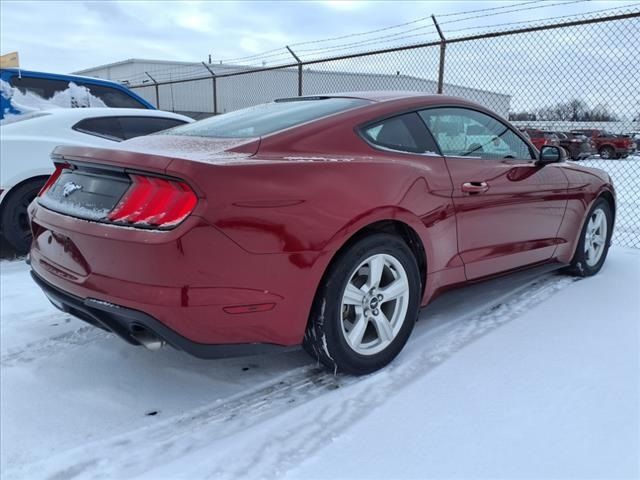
565;198;613;277
303;233;421;375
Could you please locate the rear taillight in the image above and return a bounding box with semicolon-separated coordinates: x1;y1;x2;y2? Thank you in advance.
107;174;197;228
38;163;67;197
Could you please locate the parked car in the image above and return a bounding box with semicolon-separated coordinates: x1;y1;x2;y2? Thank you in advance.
1;108;192;253
522;128;560;150
1;68;154;120
570;129;635;159
554;131;594;160
28;93;615;375
628;132;640;151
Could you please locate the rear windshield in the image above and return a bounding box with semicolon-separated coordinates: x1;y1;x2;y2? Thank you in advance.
166;97;370;138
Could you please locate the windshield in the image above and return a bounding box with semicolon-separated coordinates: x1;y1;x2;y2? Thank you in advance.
165;97;370;138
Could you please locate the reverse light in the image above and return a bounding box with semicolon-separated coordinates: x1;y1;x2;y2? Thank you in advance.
108;174;197;228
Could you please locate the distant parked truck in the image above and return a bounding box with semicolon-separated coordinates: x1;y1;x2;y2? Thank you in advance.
570;129;635;159
1;68;154;120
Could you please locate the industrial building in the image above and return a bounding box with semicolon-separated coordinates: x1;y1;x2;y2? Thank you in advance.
75;59;511;119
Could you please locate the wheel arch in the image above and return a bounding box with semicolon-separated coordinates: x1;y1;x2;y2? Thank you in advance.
564;187;616;265
598;189;616;223
597;189;616;243
316;218;428;301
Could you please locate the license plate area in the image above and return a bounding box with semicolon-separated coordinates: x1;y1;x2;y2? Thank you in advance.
39;167;130;221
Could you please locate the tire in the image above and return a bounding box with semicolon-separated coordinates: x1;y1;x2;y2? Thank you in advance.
598;146;615;159
303;233;421;375
564;198;613;277
0;179;45;255
561;147;574;160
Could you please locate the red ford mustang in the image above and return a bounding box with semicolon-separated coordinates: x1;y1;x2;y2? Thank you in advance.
28;92;615;374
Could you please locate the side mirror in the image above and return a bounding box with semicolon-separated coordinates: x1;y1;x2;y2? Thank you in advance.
537;145;566;166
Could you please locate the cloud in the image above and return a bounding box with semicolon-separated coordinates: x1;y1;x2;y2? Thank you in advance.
321;0;367;11
1;0;638;117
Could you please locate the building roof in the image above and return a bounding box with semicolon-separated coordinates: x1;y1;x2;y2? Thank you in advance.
73;58;510;99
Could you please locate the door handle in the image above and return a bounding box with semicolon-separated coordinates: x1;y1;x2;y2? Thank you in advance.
461;181;489;194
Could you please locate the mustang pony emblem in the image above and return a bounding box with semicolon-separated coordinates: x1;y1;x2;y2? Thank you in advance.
62;182;83;197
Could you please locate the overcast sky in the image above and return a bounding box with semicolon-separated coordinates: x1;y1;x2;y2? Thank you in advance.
1;1;638;118
1;0;638;73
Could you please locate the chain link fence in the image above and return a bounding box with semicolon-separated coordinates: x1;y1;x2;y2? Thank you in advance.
129;10;640;248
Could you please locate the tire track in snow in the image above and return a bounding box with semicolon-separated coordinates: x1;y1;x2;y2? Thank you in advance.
10;364;353;480
209;274;580;480
1;326;109;367
10;274;577;480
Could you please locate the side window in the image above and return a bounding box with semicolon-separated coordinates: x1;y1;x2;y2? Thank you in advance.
9;76;135;108
362;112;437;154
79;83;147;109
419;108;534;160
73;117;124;141
9;76;71;98
118;117;187;140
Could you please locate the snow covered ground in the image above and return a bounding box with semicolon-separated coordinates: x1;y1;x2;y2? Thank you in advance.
1;247;638;479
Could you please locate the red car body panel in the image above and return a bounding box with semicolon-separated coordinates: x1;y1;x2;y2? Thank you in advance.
28;93;615;352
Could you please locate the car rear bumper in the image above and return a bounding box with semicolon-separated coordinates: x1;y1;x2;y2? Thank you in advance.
28;202;322;350
30;269;296;358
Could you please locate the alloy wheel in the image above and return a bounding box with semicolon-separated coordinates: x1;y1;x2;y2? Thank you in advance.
340;253;410;356
584;207;607;267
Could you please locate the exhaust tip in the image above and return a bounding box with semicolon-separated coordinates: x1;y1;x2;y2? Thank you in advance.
130;324;166;351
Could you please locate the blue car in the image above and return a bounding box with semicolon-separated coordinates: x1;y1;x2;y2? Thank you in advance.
1;68;154;120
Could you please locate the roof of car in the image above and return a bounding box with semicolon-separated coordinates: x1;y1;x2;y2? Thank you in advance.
1;68;130;87
282;91;464;103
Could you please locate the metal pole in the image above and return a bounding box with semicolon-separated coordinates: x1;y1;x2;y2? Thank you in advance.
213;77;218;115
145;72;160;108
432;15;446;95
286;46;303;96
202;62;218;115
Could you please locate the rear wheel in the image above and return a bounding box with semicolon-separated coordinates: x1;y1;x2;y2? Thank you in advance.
598;146;615;159
0;179;45;255
303;233;421;375
565;198;612;277
561;147;574;160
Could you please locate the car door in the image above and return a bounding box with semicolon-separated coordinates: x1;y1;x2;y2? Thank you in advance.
419;107;568;280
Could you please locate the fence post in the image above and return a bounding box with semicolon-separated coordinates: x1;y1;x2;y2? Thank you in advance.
286;46;303;96
202;61;218;115
145;72;160;108
431;15;446;94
